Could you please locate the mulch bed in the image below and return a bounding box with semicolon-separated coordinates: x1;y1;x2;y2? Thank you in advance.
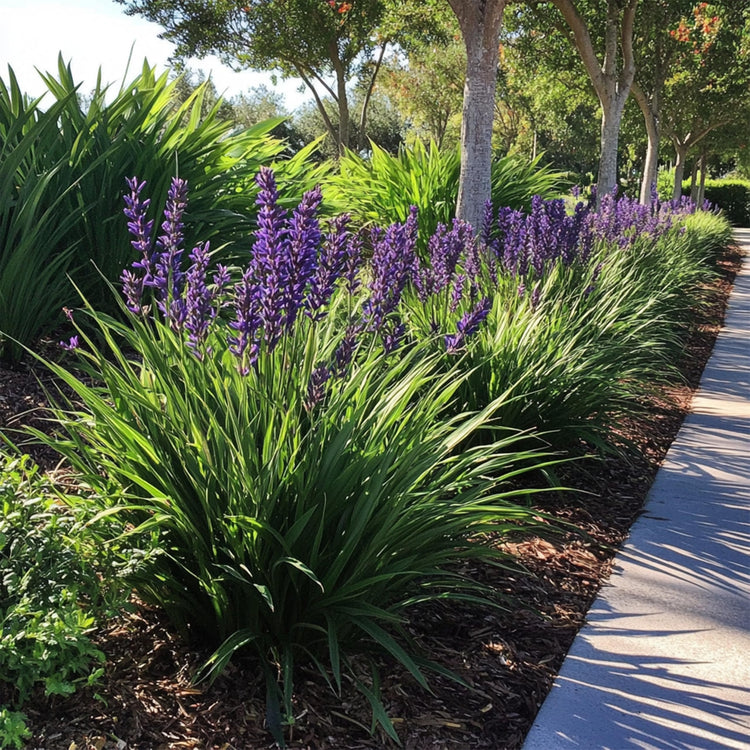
3;241;743;750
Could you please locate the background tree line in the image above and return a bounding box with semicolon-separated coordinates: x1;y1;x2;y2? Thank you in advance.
121;0;750;220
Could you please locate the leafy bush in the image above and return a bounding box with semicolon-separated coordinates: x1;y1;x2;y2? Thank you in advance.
658;169;750;225
399;190;723;452
0;454;126;747
33;173;551;744
0;57;327;363
324;140;567;248
691;180;750;226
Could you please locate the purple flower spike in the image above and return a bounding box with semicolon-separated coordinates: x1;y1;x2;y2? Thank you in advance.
60;336;79;351
213;264;231;293
333;324;360;377
449;274;465;313
228;268;261;375
304;364;330;412
445;297;492;354
530;283;542;310
157;177;189;257
251;167;290;352
307;214;349;320
121;269;145;314
122;176;157;302
152;177;189;314
381;318;406;354
123;177;154;259
184;242;219;357
362;215;418;333
343;228;363;296
480;200;495;248
287;185;323;326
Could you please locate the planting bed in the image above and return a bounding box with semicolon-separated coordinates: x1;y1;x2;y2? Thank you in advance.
1;242;742;750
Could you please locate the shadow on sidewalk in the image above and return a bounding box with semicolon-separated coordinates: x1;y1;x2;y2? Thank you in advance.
550;636;750;749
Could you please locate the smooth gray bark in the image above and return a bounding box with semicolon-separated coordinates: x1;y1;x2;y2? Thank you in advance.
598;92;629;198
551;0;637;203
447;0;506;232
697;149;707;206
672;140;689;200
632;82;660;205
689;158;699;202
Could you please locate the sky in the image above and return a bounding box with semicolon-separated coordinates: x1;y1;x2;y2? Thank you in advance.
0;0;309;108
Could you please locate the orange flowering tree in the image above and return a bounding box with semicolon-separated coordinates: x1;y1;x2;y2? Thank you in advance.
630;0;750;202
660;2;750;197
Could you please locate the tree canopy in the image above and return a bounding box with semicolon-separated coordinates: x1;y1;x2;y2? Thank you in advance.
117;0;443;153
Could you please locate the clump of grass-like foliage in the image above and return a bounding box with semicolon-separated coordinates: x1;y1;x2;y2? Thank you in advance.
26;168;731;745
32;172;554;744
0;58;326;364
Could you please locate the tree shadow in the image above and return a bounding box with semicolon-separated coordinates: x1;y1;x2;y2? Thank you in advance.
523;237;750;749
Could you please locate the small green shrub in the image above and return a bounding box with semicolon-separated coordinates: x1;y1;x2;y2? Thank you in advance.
0;709;30;750
324;140;567;248
693;180;750;226
0;455;126;745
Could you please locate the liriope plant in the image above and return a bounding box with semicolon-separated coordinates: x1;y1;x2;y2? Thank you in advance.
0;57;328;363
32;171;554;746
324;140;567;248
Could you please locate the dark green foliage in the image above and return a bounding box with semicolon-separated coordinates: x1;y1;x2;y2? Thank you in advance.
0;58;327;363
689;180;750;226
0;454;132;746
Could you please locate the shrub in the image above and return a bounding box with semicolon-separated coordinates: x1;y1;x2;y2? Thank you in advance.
691;180;750;226
0;454;131;747
658;170;750;225
0;57;327;363
32;172;552;745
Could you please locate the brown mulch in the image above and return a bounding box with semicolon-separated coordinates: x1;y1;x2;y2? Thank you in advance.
3;241;743;750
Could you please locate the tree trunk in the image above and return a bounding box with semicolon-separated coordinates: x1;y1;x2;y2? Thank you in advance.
598;96;627;197
672;140;689;201
457;37;500;230
295;65;340;148
332;51;350;154
632;83;659;205
697;148;708;206
357;42;387;153
689;159;699;203
550;0;637;205
447;0;506;232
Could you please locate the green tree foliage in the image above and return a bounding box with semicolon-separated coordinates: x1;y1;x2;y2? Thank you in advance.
169;65;237;121
514;0;638;201
229;85;308;152
117;0;444;155
499;31;601;177
629;0;696;202
660;2;750;197
382;39;465;149
293;88;407;158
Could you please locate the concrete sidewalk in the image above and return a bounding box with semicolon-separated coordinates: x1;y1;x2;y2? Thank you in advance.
523;229;750;750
